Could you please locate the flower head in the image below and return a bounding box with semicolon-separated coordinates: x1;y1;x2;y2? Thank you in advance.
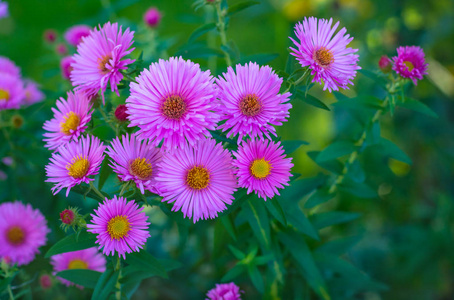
60;56;74;80
290;17;360;92
143;7;162;28
64;25;92;46
51;248;106;287
233;139;293;200
0;73;25;110
0;201;49;266
156;138;237;222
0;56;21;78
45;135;106;196
0;1;8;19
43;91;93;150
126;57;219;151
87;196;150;259
106;133;162;194
23;80;45;105
206;282;243;300
216;62;291;142
71;22;135;102
392;46;428;85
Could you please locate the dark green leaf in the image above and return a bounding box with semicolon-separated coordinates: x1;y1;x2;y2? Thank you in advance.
45;231;97;258
264;197;287;225
228;245;245;260
379;138;412;165
281;140;309;154
304;189;334;209
56;270;102;289
98;158;110;190
349;160;365;183
222;264;246;282
310;211;361;229
227;1;260;16
242;198;271;251
247;265;264;293
358;69;388;88
71;184;109;202
125;250;168;279
307;151;344;174
316;141;357;162
91;268;119;300
396;97;437;118
315;235;362;256
188;23;216;43
297;92;330;111
338;179;377;198
220;215;237;240
332;91;351;102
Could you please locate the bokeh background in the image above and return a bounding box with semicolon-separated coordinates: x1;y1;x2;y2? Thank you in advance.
0;0;453;299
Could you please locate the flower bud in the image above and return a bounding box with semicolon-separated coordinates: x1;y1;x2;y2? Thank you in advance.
60;209;75;225
40;274;53;290
114;104;128;122
44;29;57;43
378;55;392;73
144;7;161;28
56;43;68;55
11;114;23;129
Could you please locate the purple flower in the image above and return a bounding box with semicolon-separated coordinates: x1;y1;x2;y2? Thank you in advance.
43;91;93;150
45;135;106;196
206;282;243;300
87;196;150;259
71;22;135;102
0;1;8;19
51;248;106;287
0;73;25;111
233;139;293;201
23;80;45;106
392;46;428;85
126;57;219;151
60;56;74;80
0;201;50;266
290;17;360;92
106;133;162;194
143;7;161;28
216;62;291;142
155;138;237;222
64;24;92;46
0;56;21;78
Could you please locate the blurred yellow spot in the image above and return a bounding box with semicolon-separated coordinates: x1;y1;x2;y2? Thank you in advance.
283;0;312;21
7;226;25;245
68;259;88;269
404;61;414;72
403;7;424;30
388;158;411;177
0;89;10;101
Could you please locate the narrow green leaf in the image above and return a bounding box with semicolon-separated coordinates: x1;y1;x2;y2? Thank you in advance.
310;211;361;229
379;138;412;165
264;197;287;226
228;245;246;260
188;22;216;43
315;235;362;256
222;264;246;282
358;69;387;88
396;97;437;118
247;265;264;293
45;231;97;258
307;151;344;174
297;92;330;111
338;179;377;198
98;158;110;190
220;215;237;240
91;268;119;300
227;1;260;16
316;141;356;162
281;140;309;155
304;189;334;209
125;250;168;279
56;269;102;289
71;184;108;202
332;91;351;102
242;199;271;251
285;208;319;240
349;160;365;183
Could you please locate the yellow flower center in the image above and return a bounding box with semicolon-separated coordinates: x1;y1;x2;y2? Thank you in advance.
6;226;25;245
186;166;210;190
129;158;152;179
239;94;262;117
107;215;131;240
66;156;90;179
60;112;80;135
314;47;334;67
98;54;112;74
403;61;414;72
250;158;272;179
68;259;88;270
161;95;187;120
0;89;10;101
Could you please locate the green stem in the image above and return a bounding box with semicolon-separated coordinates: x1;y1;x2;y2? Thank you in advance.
115;256;122;300
284;68;310;93
7;284;14;300
89;181;105;201
98;107;116;132
215;2;232;67
122;72;137;83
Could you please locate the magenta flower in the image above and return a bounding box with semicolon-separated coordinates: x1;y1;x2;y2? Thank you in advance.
43;91;93;150
60;56;74;80
0;202;49;266
144;7;161;28
216;62;292;142
0;73;25;110
0;1;8;19
126;57;219;151
45;135;105;196
23;80;45;106
64;24;92;46
87;196;150;259
233;139;293;201
106;133;162;194
392;46;428;85
156;138;237;222
0;56;21;78
71;22;135;102
290;17;360;92
206;282;243;300
51;248;106;287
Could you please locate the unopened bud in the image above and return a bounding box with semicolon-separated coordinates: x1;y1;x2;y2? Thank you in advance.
60;209;75;225
144;7;162;28
40;274;53;290
114;104;128;122
378;55;392;73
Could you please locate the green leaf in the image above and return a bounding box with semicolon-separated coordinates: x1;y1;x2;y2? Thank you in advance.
332;95;383;111
71;184;108;202
238;53;279;65
227;1;260;16
349;160;365;183
338;179;377;198
310;211;361;229
247;265;264;293
220;215;237;240
358;69;387;88
188;23;216;43
279;231;330;300
242;198;271;251
125;250;168;279
316;141;357;162
56;270;102;289
315;235;362;256
307;151;344;174
304;189;334;209
264;197;287;226
222;264;246;282
280;140;309;155
98;158;110;190
45;231;97;258
332;91;351;102
91;268;119;300
228;245;245;260
396;97;437;118
285;208;319;240
379;138;412;165
297;92;330;111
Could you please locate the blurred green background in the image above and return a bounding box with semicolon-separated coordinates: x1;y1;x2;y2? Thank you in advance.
0;0;453;299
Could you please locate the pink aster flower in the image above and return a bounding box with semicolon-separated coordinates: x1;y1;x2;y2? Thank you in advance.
71;22;135;102
106;133;162;194
60;56;74;80
51;248;106;287
0;56;21;78
155;138;237;222
392;46;428;85
64;24;92;46
206;282;243;300
0;73;25;110
0;201;50;266
23;80;45;106
87;196;150;259
45;135;105;196
43;91;93;150
0;1;8;19
216;62;292;142
143;7;161;28
126;57;219;151
290;17;360;92
233;139;293;201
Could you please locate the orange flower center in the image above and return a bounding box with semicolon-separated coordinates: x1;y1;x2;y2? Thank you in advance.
314;47;334;67
68;259;88;269
161;95;187;120
129;158;152;179
107;215;131;240
0;89;10;101
239;94;262;117
250;158;272;179
60;111;80;135
6;226;25;245
66;155;90;179
98;54;112;74
186;166;210;190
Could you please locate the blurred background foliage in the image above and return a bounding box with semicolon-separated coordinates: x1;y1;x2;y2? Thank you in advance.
0;0;453;299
